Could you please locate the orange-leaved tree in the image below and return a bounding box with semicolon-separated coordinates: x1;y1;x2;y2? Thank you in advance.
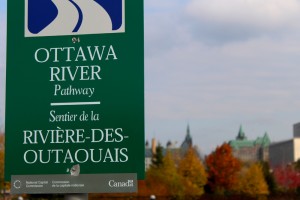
178;147;207;196
235;163;269;196
205;143;241;194
145;151;184;198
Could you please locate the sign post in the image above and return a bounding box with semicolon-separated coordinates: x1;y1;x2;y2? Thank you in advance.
6;0;144;195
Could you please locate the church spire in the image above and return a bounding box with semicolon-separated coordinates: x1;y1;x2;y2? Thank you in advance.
181;124;192;149
236;125;246;140
187;123;190;136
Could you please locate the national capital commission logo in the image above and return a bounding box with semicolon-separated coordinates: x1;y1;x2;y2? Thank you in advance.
25;0;125;37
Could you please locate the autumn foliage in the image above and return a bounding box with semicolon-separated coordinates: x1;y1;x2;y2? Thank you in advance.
205;143;241;194
140;147;207;198
3;134;300;198
178;148;207;196
0;134;3;178
145;151;184;198
141;143;272;197
234;163;269;196
0;134;5;194
273;165;300;191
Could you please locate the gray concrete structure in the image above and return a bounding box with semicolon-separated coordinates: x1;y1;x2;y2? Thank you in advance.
269;123;300;168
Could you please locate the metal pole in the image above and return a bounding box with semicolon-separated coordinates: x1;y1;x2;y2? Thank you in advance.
64;193;88;200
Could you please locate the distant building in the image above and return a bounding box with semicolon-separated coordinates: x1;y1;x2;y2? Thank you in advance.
269;122;300;168
145;138;157;170
145;125;202;170
228;125;271;162
180;125;193;152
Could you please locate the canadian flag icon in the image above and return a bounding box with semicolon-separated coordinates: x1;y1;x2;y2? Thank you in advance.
25;0;125;37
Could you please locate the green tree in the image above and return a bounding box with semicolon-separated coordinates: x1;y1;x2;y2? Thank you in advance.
151;144;164;168
261;161;277;194
294;158;300;171
178;147;207;196
205;143;241;194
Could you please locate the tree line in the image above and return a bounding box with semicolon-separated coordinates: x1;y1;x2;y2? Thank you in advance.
2;135;300;199
138;143;300;198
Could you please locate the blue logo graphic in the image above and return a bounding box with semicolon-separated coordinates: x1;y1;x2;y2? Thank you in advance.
25;0;124;37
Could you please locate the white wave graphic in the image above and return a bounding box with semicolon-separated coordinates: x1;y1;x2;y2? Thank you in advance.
74;0;112;34
25;0;123;37
39;0;79;36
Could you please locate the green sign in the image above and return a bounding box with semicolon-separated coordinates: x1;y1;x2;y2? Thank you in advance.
5;0;144;193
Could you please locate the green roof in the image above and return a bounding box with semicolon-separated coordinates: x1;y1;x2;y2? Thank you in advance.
229;140;255;150
254;132;271;147
229;127;271;150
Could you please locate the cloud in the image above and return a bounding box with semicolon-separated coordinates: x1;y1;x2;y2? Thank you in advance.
184;0;300;43
186;0;300;29
145;6;193;57
143;0;300;154
0;13;6;69
145;33;300;151
0;13;6;53
145;0;186;13
145;0;300;56
147;36;300;111
0;13;6;128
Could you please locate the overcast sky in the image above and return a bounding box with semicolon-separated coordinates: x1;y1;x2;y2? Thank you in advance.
0;0;6;132
2;0;300;154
